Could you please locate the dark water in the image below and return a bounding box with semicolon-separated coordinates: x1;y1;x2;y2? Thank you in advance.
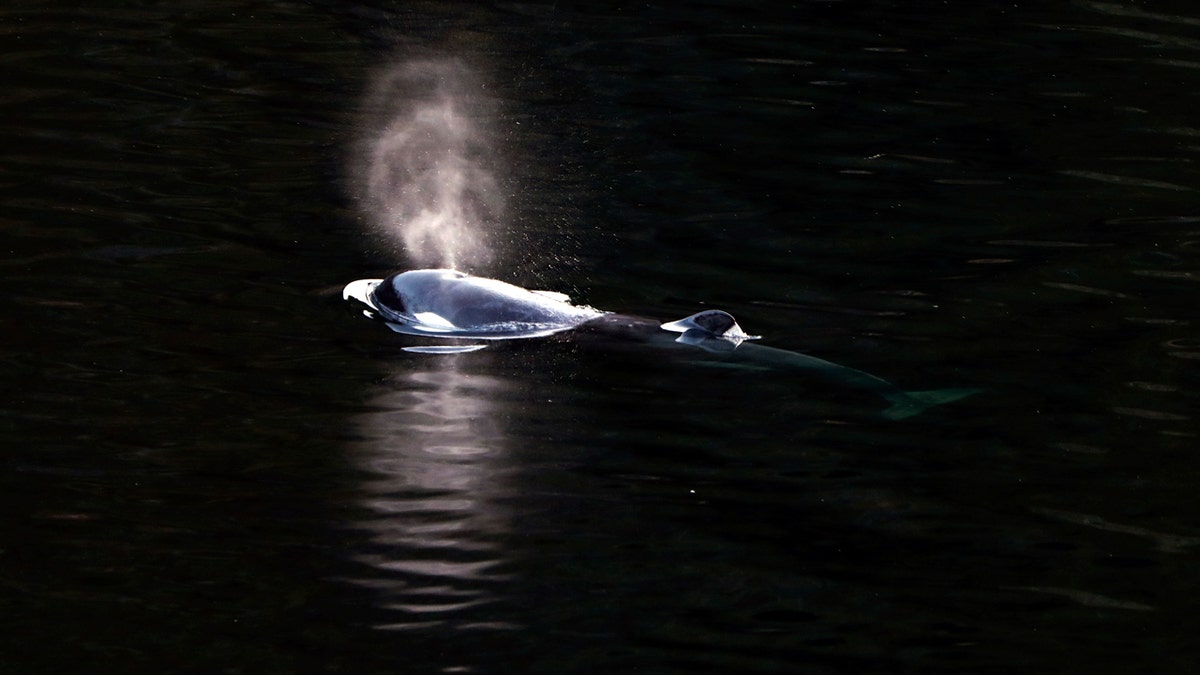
4;1;1200;672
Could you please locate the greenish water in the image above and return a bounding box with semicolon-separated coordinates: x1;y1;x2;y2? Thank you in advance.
3;1;1199;673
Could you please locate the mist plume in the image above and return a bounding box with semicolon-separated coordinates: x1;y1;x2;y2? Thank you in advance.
353;58;503;272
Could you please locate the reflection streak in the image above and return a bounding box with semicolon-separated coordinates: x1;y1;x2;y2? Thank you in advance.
344;357;519;631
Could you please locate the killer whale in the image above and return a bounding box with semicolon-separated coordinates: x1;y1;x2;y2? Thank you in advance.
343;269;979;419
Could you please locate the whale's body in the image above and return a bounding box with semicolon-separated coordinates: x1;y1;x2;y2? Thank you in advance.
343;269;979;419
345;268;606;340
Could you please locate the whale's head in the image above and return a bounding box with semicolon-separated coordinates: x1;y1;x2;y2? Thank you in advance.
343;269;605;342
368;269;467;325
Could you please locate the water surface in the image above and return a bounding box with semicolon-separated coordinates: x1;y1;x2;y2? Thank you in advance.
3;1;1199;673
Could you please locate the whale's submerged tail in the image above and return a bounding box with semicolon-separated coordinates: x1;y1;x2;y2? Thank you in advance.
882;388;983;420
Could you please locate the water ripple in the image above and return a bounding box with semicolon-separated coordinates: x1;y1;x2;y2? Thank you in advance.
342;359;520;632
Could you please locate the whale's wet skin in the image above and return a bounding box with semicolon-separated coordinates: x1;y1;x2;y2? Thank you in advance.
342;269;609;343
344;269;979;418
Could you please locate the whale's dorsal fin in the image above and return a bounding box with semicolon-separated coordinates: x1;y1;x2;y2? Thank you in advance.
662;310;737;335
660;310;759;341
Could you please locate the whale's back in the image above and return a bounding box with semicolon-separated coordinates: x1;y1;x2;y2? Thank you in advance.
369;269;604;338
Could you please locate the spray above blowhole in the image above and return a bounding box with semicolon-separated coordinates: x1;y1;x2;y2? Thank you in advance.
352;58;504;273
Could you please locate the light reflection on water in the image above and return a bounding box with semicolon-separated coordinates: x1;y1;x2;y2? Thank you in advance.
343;358;521;632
